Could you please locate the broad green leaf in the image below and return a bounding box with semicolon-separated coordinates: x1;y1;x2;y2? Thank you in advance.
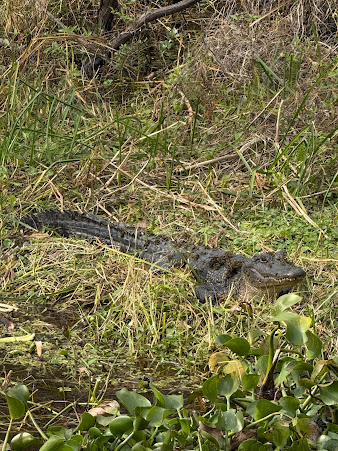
242;374;260;391
251;399;282;421
109;415;133;437
202;375;219;403
294;417;321;444
161;393;184;410
6;385;29;420
218;374;240;397
317;437;338;450
11;432;40;450
179;418;190;435
64;435;83;450
248;329;265;344
306;330;323;360
224;337;250;356
319;381;338;406
7;385;29;404
95;414;115;426
288;437;311;450
53;446;73;451
273;294;302;314
218;409;243;432
292;362;313;375
39;436;65;451
46;426;68;438
116;388;151;414
270;420;291;448
6;395;26;420
274;359;299;385
150;383;165;407
131;444;147;451
255;355;269;377
199;429;221;447
215;334;232;345
312;360;330;381
272;312;311;345
238;439;269;450
145;406;173;427
279;396;300;416
77;412;95;431
88;427;101;438
299;378;315;389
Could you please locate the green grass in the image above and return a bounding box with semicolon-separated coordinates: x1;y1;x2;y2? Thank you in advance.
0;0;337;445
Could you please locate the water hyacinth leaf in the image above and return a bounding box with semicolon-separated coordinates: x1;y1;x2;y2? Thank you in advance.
6;385;29;420
109;415;133;437
273;294;302;315
199;429;221;447
272;312;311;345
241;374;260;391
251;399;282;421
292;362;313;376
7;385;29;404
274;359;299;385
88;427;101;438
317;437;338;451
64;435;83;449
294;418;321;444
237;439;269;450
161;393;184;410
131;444;147;451
288;437;311;450
77;412;95;431
46;426;69;439
319;381;338;406
209;351;229;371
39;436;65;451
215;334;232;345
223;337;250;356
299;378;315;389
116;388;151;414
179;418;191;435
218;409;244;432
306;330;323;360
150;383;165;407
11;432;40;450
224;360;246;379
270;421;291;448
218;373;240;397
279;396;300;416
202;375;219;403
311;360;330;382
150;386;183;414
145;406;173;427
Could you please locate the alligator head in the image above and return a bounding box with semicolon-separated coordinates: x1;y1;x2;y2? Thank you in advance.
241;250;306;298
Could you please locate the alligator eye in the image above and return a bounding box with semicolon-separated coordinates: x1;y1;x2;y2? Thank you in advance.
257;256;268;263
276;250;286;260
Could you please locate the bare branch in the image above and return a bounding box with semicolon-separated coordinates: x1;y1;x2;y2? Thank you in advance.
110;0;200;52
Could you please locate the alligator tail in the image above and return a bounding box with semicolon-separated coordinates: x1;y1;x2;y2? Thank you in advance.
21;210;149;252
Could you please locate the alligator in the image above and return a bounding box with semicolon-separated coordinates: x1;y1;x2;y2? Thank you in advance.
22;210;306;302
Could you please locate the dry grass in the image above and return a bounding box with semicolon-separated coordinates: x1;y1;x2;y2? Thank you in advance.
0;0;337;408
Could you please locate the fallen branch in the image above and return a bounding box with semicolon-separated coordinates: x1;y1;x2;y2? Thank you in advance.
35;0;201;75
109;0;200;52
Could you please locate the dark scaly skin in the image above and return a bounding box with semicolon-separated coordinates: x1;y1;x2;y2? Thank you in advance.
22;210;306;302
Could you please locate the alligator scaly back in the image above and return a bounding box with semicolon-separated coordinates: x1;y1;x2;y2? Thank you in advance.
22;210;184;269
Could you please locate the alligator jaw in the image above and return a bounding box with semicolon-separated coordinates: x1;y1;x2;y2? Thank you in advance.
241;251;306;298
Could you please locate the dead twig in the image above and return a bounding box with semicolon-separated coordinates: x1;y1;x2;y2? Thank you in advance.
35;0;201;73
